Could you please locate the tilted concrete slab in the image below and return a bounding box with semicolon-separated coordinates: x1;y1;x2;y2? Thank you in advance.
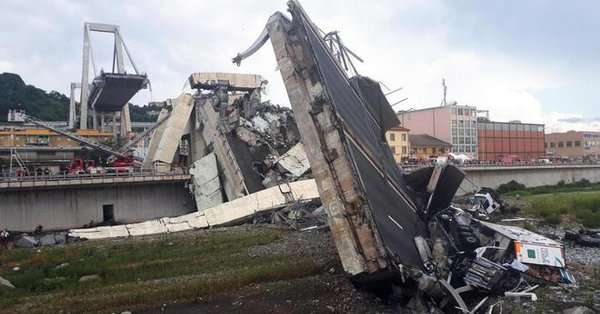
276;142;310;178
189;153;224;212
204;179;319;226
69;225;130;240
143;108;171;168
194;96;249;200
149;93;194;170
69;179;319;240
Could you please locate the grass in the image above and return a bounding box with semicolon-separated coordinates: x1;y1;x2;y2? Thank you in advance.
0;227;324;314
503;180;600;197
521;191;600;227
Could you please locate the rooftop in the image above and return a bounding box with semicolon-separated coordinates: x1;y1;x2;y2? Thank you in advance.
388;126;410;132
409;134;452;147
397;104;477;114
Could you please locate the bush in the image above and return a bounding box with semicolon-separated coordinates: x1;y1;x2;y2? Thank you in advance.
574;179;591;187
523;191;600;228
543;214;562;225
497;180;526;194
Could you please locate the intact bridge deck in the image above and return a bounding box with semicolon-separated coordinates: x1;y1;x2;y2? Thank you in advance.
0;172;190;191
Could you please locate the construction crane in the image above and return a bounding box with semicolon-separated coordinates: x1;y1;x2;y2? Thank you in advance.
23;114;131;160
8;148;28;176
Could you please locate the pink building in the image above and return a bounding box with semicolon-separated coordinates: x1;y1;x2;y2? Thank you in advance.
397;105;479;159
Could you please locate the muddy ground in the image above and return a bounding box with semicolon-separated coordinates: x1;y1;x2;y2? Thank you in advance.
139;226;599;314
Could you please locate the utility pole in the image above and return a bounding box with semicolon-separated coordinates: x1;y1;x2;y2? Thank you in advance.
441;78;447;106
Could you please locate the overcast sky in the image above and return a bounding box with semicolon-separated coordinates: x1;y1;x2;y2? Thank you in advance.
1;0;599;132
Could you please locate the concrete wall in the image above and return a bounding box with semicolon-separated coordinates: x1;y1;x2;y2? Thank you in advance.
458;165;600;195
398;107;451;143
0;182;194;232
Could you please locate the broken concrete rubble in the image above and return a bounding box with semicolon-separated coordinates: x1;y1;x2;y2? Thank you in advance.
275;142;310;179
189;153;224;212
186;72;306;205
565;228;600;247
15;235;37;248
0;276;15;289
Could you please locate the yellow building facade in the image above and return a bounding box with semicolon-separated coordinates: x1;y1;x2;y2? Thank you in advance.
0;127;112;148
385;127;410;162
409;134;452;160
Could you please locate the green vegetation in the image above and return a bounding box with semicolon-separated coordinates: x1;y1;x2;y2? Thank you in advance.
503;179;600;197
0;228;322;314
497;180;526;194
0;72;69;122
521;191;600;227
500;179;600;227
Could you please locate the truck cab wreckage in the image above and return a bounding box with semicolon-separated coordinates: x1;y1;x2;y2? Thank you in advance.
232;1;574;312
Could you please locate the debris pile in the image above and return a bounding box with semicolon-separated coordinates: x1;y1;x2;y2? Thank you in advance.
189;72;308;196
0;230;70;249
565;228;600;247
253;201;327;231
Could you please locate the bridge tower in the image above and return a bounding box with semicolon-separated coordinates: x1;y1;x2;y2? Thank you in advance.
75;23;148;140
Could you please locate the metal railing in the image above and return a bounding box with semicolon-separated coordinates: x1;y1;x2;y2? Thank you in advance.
0;168;188;184
401;160;600;171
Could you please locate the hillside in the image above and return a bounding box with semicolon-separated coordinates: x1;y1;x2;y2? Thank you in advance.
0;72;159;122
0;72;69;122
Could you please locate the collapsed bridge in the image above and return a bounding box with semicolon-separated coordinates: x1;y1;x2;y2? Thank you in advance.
232;1;574;312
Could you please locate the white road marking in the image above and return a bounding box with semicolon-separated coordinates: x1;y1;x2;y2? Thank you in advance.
388;215;404;230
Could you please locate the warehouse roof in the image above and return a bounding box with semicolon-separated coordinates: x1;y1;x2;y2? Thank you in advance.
409;134;452;147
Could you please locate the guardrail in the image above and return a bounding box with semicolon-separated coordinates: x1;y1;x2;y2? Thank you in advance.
401;161;600;171
0;168;189;186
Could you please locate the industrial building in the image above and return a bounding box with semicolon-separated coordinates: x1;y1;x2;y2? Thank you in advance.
0;123;112;175
385;126;410;162
545;131;600;159
477;119;545;161
397;104;479;159
408;134;452;160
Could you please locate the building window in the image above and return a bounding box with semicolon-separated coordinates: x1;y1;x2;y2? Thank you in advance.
566;141;573;147
558;142;564;148
575;141;581;147
458;108;463;115
401;133;406;141
432;147;437;154
402;146;407;154
550;142;555;148
389;133;395;141
391;146;397;154
544;142;548;148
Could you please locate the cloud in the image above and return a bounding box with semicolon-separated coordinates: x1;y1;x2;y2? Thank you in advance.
0;0;597;133
558;117;600;124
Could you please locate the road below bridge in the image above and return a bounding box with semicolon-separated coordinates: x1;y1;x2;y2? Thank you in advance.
446;164;600;195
